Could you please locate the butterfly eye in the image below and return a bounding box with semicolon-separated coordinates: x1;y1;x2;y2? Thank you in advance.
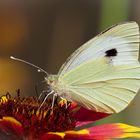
50;80;53;83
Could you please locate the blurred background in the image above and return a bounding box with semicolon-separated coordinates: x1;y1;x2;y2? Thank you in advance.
0;0;140;138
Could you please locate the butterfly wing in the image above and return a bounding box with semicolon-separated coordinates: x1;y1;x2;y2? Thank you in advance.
59;58;140;113
58;22;139;76
57;22;140;113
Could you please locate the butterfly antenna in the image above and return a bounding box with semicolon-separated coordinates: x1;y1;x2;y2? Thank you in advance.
10;56;49;76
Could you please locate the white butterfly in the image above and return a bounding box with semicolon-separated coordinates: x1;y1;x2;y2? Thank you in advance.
11;22;140;114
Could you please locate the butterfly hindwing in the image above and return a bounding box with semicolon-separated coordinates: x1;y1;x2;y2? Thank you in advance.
59;58;140;113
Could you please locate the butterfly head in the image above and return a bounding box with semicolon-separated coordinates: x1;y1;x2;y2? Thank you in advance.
45;75;69;97
45;75;59;91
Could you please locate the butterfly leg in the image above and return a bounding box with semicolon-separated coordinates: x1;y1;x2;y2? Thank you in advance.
38;90;54;110
50;93;58;113
38;89;48;100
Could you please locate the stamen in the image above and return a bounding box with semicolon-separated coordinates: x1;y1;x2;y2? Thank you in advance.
60;97;68;108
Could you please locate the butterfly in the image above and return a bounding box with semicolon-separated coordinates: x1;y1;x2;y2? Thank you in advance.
11;21;140;114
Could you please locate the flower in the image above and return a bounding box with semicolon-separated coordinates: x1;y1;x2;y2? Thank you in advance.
0;92;140;140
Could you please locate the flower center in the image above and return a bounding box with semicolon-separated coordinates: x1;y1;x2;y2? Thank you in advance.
0;92;76;138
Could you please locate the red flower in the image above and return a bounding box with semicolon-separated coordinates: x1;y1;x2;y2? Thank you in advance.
0;93;140;140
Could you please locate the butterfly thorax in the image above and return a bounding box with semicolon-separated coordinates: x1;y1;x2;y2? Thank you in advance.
46;75;69;97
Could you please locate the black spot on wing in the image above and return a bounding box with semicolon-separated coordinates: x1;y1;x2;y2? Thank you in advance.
105;48;118;57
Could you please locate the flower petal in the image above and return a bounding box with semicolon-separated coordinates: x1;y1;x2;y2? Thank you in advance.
83;123;140;139
116;123;140;138
39;133;63;140
40;123;140;140
0;116;23;137
73;105;110;126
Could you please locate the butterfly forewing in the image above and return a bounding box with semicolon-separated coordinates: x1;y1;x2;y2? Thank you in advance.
58;22;139;76
56;22;140;113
